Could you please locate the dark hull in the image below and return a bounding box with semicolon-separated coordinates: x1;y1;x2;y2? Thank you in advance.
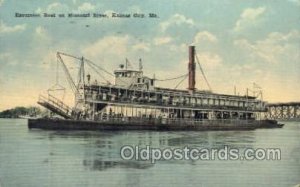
28;118;283;131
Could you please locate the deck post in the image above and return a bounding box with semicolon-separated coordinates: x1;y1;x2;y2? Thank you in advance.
93;102;95;120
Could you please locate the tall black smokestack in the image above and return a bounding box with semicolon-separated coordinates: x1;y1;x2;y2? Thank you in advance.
188;46;196;91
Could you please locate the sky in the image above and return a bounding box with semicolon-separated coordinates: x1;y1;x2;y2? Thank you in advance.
0;0;299;111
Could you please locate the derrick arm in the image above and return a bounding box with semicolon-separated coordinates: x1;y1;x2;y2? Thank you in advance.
56;52;79;95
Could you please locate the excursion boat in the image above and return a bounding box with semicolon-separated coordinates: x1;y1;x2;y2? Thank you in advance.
28;46;283;130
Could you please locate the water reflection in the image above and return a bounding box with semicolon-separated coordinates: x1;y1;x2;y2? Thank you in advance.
2;120;299;187
27;130;258;171
83;160;153;171
166;131;256;149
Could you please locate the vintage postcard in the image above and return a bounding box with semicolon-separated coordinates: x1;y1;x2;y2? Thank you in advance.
0;0;299;187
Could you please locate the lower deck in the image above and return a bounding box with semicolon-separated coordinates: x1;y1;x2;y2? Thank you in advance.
28;118;283;131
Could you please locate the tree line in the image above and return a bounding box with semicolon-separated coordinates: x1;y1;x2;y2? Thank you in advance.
0;106;45;118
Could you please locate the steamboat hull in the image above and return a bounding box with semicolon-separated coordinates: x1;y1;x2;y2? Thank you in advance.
28;118;283;131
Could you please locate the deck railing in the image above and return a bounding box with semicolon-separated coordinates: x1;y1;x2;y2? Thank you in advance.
85;96;267;112
38;94;73;116
92;116;256;126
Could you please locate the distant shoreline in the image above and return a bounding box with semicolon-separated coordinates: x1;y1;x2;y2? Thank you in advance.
0;106;44;119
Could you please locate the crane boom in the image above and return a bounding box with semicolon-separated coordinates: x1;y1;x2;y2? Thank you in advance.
56;52;78;94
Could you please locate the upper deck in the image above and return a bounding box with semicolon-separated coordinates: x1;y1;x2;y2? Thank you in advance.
82;83;266;112
74;46;266;113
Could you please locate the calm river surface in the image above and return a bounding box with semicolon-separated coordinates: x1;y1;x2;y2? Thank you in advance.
0;119;299;187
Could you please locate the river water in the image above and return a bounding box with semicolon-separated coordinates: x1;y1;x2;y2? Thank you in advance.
0;119;299;187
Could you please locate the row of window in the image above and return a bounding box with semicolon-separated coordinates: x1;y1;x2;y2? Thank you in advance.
115;72;154;86
137;78;154;86
115;72;140;78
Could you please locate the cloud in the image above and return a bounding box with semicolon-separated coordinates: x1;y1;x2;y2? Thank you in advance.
82;35;153;60
35;7;42;14
35;2;70;13
132;42;150;52
233;7;266;32
34;26;51;44
0;20;26;34
197;52;223;69
194;31;218;44
81;35;154;81
35;26;47;36
287;0;300;6
0;0;4;7
78;2;95;12
46;2;69;12
127;5;142;13
82;35;130;58
154;36;172;45
234;30;300;64
160;14;195;32
36;2;96;14
234;39;277;63
0;52;18;66
223;63;300;102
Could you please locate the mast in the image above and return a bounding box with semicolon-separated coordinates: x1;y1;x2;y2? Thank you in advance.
80;57;85;105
